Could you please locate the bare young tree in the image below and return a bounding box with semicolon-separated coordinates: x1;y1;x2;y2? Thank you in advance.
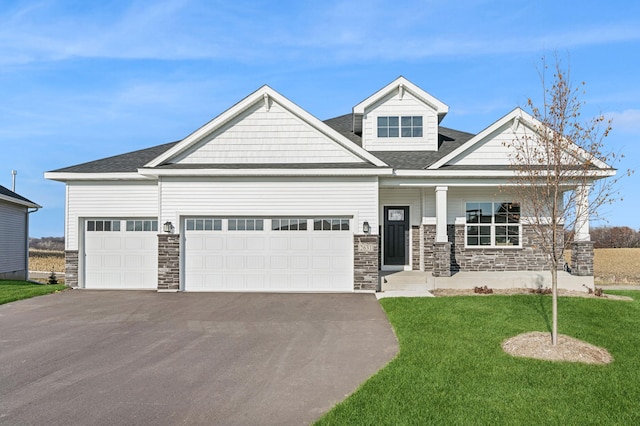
504;56;629;345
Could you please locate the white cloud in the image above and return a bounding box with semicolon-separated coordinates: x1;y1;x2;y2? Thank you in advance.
606;109;640;135
1;1;640;66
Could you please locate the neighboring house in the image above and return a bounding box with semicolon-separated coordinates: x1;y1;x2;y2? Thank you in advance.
0;185;41;280
45;77;614;292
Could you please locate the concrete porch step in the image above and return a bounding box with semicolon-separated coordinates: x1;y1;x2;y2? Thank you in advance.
380;271;430;291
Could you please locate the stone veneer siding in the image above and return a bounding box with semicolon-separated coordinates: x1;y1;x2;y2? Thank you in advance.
421;225;436;271
570;241;594;276
432;242;452;277
411;226;420;270
158;234;180;290
65;250;79;288
452;224;564;272
354;234;379;291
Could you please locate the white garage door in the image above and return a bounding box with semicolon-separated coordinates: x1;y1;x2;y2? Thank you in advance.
84;219;158;289
184;217;353;292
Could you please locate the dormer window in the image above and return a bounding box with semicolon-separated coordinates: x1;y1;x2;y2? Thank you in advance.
377;116;423;138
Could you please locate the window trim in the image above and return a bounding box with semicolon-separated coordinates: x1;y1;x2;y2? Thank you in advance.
464;202;522;249
377;115;423;139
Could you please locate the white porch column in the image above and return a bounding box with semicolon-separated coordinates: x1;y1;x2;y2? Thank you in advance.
435;186;448;243
575;183;591;242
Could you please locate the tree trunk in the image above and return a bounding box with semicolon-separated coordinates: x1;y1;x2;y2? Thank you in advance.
551;267;558;345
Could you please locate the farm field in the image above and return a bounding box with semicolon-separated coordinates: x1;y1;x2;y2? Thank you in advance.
29;249;65;273
594;248;640;284
26;248;640;284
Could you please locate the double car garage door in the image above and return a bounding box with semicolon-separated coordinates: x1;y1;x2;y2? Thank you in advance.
84;217;353;291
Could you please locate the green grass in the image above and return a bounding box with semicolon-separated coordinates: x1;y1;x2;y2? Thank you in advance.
0;280;67;305
316;291;640;425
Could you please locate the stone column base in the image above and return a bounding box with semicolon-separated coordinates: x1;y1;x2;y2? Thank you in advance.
354;235;379;291
432;241;452;277
571;241;594;276
65;250;79;288
158;234;180;291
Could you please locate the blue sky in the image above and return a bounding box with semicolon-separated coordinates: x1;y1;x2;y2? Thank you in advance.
1;0;639;237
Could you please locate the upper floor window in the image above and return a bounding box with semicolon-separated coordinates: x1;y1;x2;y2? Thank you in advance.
377;116;422;138
465;202;521;247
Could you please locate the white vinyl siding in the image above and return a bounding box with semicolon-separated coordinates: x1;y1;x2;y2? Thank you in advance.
173;101;363;164
379;188;422;226
65;181;158;250
362;90;438;151
160;177;379;235
0;200;27;275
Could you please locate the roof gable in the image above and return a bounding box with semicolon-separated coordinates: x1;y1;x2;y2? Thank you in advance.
428;108;611;170
352;76;449;133
146;86;387;168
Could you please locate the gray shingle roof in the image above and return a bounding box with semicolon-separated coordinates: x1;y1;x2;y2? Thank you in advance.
49;141;180;173
49;113;476;174
322;114;475;169
0;185;39;206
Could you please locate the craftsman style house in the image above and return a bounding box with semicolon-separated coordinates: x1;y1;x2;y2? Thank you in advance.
45;77;613;291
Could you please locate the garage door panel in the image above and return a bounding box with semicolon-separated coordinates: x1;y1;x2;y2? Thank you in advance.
226;255;246;269
205;236;224;250
290;237;309;250
84;219;158;290
185;217;353;292
103;255;123;268
226;237;245;250
270;237;288;250
290;256;309;269
205;255;224;269
311;256;331;270
311;238;331;250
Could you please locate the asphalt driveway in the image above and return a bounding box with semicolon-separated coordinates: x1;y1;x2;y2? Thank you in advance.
0;291;398;425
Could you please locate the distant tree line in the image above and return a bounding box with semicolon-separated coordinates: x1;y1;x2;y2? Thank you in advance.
29;237;65;251
589;226;640;248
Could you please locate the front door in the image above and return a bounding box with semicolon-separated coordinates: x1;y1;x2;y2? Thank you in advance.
384;206;409;266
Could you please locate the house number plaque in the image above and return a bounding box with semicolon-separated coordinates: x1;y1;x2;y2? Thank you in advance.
358;242;375;252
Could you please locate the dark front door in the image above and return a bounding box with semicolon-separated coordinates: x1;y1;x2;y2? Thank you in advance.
384;206;409;266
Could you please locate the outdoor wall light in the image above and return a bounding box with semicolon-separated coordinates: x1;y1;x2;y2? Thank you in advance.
163;221;174;233
363;221;371;234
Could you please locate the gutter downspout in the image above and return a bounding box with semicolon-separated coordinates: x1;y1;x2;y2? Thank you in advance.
26;207;40;281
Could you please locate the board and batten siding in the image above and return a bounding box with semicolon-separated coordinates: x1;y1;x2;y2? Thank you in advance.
173;101;363;164
0;200;27;276
160;177;379;234
66;181;159;250
362;90;439;152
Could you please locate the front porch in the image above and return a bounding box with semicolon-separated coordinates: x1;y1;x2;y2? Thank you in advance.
379;270;595;294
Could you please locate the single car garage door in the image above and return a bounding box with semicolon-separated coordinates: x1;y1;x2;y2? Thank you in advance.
184;217;353;292
84;219;158;289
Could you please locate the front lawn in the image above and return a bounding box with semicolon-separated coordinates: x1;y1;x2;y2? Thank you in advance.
0;280;67;305
317;292;640;425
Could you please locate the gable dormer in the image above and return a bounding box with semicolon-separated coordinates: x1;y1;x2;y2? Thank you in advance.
353;76;448;152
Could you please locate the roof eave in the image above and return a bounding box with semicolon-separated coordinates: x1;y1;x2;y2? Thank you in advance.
44;172;156;182
137;167;394;177
0;194;41;209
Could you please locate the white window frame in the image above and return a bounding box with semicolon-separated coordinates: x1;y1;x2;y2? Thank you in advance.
377;115;423;138
464;202;522;248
